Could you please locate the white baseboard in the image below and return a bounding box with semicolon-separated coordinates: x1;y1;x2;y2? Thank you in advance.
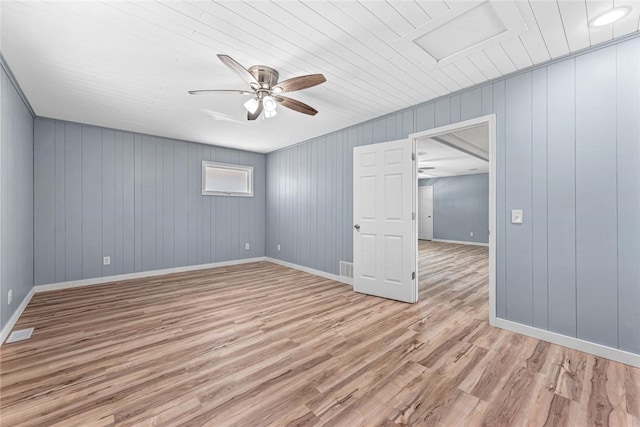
494;318;640;368
0;287;35;346
34;257;267;293
431;239;489;247
266;257;353;286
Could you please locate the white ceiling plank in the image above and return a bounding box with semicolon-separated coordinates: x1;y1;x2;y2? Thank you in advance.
557;1;591;51
500;38;534;70
317;1;445;97
387;0;432;29
483;45;518;75
357;0;416;37
415;0;451;19
513;1;552;63
186;2;406;112
439;64;474;89
586;0;615;45
468;51;503;80
3;0;638;152
188;5;398;112
529;0;571;58
613;0;640;37
453;57;488;84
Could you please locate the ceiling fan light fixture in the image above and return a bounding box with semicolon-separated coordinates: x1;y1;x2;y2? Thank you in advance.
588;6;631;27
243;98;260;114
264;109;277;119
263;95;278;112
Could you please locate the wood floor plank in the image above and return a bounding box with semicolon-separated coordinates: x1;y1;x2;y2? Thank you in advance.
1;241;638;426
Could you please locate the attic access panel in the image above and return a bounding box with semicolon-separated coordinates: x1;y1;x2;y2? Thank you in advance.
396;1;527;69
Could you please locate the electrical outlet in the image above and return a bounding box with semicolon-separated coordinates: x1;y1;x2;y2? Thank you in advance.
103;256;111;265
8;289;12;305
245;243;250;250
277;244;281;251
470;231;474;237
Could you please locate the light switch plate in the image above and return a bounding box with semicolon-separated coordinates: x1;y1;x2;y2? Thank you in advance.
511;209;523;224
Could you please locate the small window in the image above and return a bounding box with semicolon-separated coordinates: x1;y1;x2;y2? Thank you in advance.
202;161;253;197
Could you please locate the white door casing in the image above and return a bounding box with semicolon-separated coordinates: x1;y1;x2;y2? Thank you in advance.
353;139;417;303
418;186;433;240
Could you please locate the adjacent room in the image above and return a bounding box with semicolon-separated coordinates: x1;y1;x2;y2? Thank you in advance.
1;1;639;425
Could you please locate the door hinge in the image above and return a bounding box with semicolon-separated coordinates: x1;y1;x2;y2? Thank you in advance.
412;272;416;280
411;152;416;161
412;212;416;220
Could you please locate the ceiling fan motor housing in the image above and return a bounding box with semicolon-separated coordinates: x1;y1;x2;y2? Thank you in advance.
248;65;279;89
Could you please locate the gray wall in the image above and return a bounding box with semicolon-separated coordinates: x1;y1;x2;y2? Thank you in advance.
33;118;266;285
419;174;489;244
266;35;640;355
1;65;34;331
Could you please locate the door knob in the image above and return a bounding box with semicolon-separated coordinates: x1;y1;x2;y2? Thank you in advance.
354;224;360;230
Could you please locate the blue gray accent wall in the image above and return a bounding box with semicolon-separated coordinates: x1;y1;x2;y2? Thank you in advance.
266;35;640;355
1;64;34;331
419;174;489;244
33;118;266;285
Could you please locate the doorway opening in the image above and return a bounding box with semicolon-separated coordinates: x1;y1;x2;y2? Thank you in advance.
412;115;496;325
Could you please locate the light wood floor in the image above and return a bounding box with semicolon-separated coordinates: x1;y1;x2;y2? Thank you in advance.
1;241;638;426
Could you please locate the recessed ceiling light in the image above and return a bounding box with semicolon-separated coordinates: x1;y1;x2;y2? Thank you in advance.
589;7;631;27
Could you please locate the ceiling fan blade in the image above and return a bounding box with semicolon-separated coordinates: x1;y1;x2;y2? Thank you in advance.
217;54;259;88
247;101;263;121
275;96;318;116
188;89;253;95
273;74;326;93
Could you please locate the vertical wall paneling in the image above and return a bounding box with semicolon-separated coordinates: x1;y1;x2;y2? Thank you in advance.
199;145;211;263
402;110;414;137
616;38;640;354
102;129;115;277
174;141;189;267
385;115;397;141
450;94;461;123
162;140;174;268
335;133;342;272
415;103;435;132
121;132;135;274
435;98;451;127
0;66;34;330
531;68;549;330
34;119;55;285
133;134;143;272
372;118;386;144
54;122;66;282
481;85;493;116
187;143;198;265
81;126;103;279
263;35;640;355
65;123;83;281
419;174;490;244
155;138;164;267
461;88;482;121
493;79;507;318
504;72;534;325
575;46;618;348
114;131;124;275
546;59;577;337
33;120;266;285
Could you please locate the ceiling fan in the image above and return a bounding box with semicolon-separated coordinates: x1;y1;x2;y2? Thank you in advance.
189;54;326;121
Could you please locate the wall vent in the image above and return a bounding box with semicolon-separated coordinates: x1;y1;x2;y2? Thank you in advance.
6;327;34;343
340;261;354;279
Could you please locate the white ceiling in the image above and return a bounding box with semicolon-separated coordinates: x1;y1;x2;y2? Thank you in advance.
417;124;489;178
2;1;639;153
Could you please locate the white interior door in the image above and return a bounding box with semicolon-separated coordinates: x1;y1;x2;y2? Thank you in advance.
418;186;433;240
353;139;417;303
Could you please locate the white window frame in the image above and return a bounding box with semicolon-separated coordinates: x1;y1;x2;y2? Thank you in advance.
201;161;254;197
